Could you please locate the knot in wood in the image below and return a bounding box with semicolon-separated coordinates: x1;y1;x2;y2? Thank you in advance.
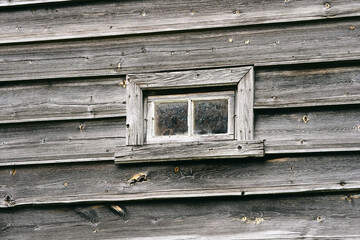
324;2;331;9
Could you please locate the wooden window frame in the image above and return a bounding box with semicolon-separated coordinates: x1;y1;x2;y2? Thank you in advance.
115;66;264;164
146;91;235;144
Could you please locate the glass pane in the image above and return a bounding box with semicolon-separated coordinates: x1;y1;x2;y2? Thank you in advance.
194;99;228;135
154;102;188;136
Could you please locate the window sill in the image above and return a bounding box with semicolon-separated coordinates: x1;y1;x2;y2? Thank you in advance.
115;140;264;164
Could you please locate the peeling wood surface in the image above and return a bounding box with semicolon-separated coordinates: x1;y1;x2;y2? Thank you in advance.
1;153;359;207
255;106;360;154
0;118;125;166
1;0;360;44
115;140;264;164
1;193;360;239
1;18;360;82
0;77;126;124
255;64;360;109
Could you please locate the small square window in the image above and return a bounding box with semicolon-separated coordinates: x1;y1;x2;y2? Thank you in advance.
115;67;264;164
146;91;234;143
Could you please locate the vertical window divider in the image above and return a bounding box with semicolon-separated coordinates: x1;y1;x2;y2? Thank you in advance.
188;99;193;137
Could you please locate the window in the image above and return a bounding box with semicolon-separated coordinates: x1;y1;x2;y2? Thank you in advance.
115;66;264;164
146;91;234;143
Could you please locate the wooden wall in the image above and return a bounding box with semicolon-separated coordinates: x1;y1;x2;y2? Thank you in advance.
1;0;360;239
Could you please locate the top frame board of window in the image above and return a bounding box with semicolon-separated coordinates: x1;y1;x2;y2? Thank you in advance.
115;66;264;164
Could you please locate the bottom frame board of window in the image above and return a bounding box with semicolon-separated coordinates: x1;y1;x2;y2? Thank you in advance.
115;140;264;164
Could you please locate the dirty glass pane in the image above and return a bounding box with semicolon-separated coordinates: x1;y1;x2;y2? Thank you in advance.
194;99;228;135
154;102;188;136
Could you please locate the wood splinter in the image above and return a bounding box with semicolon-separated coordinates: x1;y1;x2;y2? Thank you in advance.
128;172;148;184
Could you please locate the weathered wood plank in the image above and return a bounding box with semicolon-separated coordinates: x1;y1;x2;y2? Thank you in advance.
236;67;254;140
0;77;126;124
126;76;144;145
255;64;360;109
1;193;359;239
1;152;359;207
1;18;359;82
130;67;250;90
0;118;125;166
1;0;360;44
115;140;264;164
0;0;73;7
255;106;360;154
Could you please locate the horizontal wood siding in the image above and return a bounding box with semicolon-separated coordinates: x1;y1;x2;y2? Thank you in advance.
0;118;125;166
1;104;359;166
0;65;359;124
1;18;359;82
0;77;126;124
1;192;359;239
255;106;360;153
255;64;360;109
2;0;360;44
1;153;359;207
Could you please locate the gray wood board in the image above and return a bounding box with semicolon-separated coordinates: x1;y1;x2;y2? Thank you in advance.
129;67;250;90
125;76;144;145
0;118;125;166
236;67;254;140
1;192;360;239
255;64;360;109
0;0;73;7
1;152;360;207
0;77;126;124
1;18;359;82
116;140;264;164
3;0;360;44
255;106;360;153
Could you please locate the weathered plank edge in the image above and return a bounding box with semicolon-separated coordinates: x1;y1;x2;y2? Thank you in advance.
115;140;264;164
130;66;252;90
0;114;124;125
2;182;359;208
0;0;73;7
254;98;360;109
0;156;114;167
265;147;360;154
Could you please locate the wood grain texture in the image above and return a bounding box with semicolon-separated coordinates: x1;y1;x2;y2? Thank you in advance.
115;140;264;164
130;67;250;90
126;76;144;145
255;64;360;109
0;77;126;124
1;18;359;82
255;105;360;154
236;67;254;140
1;0;360;43
1;193;360;239
0;0;73;7
0;118;125;166
1;64;359;125
1;152;359;207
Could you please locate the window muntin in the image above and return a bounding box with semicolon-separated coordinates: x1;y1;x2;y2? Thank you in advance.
146;91;234;143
